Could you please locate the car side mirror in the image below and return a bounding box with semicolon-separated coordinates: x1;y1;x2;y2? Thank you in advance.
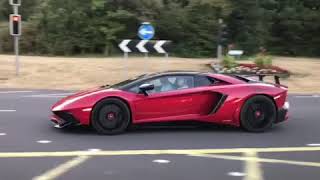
139;83;154;96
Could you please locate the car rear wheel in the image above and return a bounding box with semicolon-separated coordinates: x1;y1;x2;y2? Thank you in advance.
91;98;131;135
240;95;276;132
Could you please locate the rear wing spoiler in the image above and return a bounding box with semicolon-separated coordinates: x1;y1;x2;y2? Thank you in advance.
258;74;281;85
232;74;281;85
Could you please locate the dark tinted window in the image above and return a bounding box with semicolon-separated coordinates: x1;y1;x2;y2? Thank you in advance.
194;76;213;87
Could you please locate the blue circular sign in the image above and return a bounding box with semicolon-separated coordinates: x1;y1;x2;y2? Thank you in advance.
138;23;155;40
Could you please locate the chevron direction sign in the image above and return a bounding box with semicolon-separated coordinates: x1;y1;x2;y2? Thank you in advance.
118;40;171;54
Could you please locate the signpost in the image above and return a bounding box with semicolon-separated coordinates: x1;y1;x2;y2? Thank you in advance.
118;22;171;77
138;22;155;41
136;39;149;73
217;19;223;62
138;22;155;60
118;40;171;54
217;19;229;62
228;50;244;59
9;0;22;76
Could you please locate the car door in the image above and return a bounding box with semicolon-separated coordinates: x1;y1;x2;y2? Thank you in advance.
130;75;218;122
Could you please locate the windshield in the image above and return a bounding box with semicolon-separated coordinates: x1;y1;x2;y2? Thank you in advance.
108;74;147;89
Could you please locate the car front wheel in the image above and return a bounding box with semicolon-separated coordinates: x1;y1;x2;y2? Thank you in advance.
91;98;131;135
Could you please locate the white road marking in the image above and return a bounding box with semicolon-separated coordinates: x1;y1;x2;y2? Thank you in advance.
0;91;34;94
306;144;320;147
40;93;74;96
152;159;171;164
294;95;320;98
0;133;7;136
228;172;246;177
32;156;90;180
190;152;264;180
37;140;52;144
0;110;16;112
24;93;73;98
26;96;66;98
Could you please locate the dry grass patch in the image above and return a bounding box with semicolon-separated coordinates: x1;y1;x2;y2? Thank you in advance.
0;55;211;90
0;55;319;93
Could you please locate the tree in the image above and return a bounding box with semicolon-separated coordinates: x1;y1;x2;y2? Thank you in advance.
268;0;320;56
1;0;320;57
157;0;232;57
227;0;274;54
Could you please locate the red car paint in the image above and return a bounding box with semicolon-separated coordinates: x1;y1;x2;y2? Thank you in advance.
51;72;289;128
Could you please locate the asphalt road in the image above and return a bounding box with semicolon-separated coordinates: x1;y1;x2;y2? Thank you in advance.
0;89;320;180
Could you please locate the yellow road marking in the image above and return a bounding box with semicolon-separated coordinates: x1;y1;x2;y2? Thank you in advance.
243;151;263;180
189;153;320;167
32;156;90;180
0;147;319;158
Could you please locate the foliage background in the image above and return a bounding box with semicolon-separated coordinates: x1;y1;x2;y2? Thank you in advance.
0;0;319;57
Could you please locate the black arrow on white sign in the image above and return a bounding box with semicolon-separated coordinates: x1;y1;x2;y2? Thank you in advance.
136;40;149;53
119;40;171;54
118;39;131;53
154;40;168;54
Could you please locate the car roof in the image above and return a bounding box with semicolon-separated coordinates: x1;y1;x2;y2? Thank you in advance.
145;71;247;85
116;71;211;90
144;71;209;78
116;71;247;91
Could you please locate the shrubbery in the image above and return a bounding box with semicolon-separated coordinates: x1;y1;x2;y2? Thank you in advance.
222;55;237;68
253;55;273;68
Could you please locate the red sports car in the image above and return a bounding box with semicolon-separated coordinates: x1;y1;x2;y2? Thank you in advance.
51;71;289;135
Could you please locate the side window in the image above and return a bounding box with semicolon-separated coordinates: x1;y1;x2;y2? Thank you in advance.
175;76;194;90
128;75;194;94
128;78;162;94
194;76;214;87
144;78;162;94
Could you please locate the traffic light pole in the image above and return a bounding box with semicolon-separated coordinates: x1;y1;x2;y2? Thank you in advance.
217;19;223;63
11;4;20;76
14;35;19;76
13;5;19;76
217;44;222;62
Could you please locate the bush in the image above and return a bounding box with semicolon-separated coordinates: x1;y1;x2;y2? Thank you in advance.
222;55;237;68
254;55;273;68
0;22;43;54
0;24;12;53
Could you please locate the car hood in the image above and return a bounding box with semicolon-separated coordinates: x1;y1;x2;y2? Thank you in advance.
66;87;104;99
52;87;118;111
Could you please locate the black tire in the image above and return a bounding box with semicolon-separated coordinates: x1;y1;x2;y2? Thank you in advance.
240;95;276;132
91;98;131;135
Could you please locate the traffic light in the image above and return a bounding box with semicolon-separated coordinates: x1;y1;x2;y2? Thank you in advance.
218;24;229;46
10;14;21;36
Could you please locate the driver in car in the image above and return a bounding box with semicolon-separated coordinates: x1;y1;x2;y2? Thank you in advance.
159;77;176;92
176;77;189;89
